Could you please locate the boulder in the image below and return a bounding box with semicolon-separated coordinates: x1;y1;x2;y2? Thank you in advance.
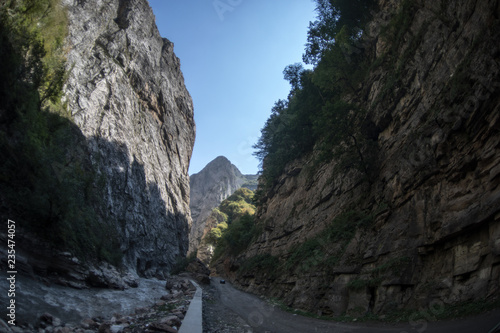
186;259;211;284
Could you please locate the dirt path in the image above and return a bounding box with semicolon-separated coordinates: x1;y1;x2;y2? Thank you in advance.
204;277;500;333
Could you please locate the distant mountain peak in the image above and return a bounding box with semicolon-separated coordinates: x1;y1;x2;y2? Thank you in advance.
188;156;257;253
211;155;231;163
194;156;241;176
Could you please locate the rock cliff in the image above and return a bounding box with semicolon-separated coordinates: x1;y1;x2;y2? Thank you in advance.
61;0;195;277
189;156;257;253
216;0;500;316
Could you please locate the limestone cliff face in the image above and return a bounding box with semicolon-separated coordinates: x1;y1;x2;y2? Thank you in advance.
62;0;195;276
189;156;257;253
218;0;500;316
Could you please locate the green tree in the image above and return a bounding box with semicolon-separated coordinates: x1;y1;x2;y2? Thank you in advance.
313;100;373;177
211;208;229;224
210;188;260;260
205;221;229;245
217;222;228;231
219;188;256;223
213;213;258;259
283;63;304;93
253;68;323;191
253;0;377;193
304;0;376;65
207;227;222;244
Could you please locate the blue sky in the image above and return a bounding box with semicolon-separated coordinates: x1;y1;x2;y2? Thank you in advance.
148;0;317;175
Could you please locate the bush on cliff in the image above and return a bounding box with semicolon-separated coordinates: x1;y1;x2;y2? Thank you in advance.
208;188;260;261
213;213;259;258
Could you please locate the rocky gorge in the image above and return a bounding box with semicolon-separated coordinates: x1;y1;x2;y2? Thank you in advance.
2;0;500;328
214;0;500;318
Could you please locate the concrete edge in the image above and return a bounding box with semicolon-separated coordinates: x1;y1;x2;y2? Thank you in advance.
178;280;202;333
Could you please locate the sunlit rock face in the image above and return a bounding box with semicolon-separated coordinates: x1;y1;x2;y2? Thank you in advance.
62;0;195;277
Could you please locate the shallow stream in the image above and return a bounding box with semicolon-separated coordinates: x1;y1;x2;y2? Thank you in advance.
0;275;165;325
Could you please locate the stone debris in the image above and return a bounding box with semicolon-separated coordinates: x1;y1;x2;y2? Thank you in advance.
2;277;196;333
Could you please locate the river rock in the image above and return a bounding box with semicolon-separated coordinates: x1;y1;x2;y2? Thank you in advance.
172;311;184;320
80;319;98;330
149;323;178;333
98;322;111;333
158;315;181;327
37;313;61;329
110;325;127;333
134;307;148;315
86;265;127;290
160;294;174;301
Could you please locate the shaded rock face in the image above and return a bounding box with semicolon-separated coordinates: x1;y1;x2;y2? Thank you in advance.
185;258;211;284
62;0;195;277
189;156;255;253
219;0;500;316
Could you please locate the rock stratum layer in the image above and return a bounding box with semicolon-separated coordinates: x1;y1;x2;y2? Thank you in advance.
217;0;500;316
61;0;195;276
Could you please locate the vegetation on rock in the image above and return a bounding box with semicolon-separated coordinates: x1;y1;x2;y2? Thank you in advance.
253;0;377;193
200;188;259;261
0;0;121;265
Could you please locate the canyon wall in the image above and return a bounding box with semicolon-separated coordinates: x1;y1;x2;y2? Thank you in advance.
217;0;500;316
61;0;195;277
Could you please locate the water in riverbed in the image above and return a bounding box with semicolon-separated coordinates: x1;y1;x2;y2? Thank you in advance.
0;275;165;325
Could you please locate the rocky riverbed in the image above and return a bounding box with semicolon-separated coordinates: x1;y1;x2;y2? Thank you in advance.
0;275;196;333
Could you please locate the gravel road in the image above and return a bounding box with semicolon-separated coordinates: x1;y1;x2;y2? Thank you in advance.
203;277;500;333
